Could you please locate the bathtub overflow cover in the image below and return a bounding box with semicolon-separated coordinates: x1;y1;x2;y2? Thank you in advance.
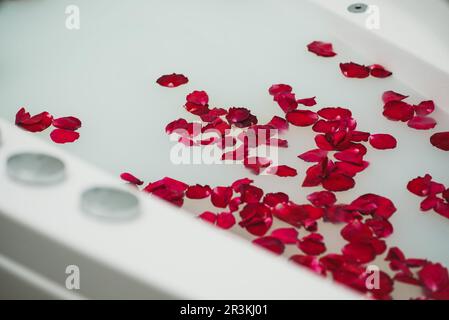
347;3;368;13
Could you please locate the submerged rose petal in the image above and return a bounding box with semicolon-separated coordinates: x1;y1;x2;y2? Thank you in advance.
407;116;437;130
52;116;82;131
266;165;298;177
369;64;393;78
50;129;80;144
211;186;233;208
340;62;370;79
271;228;298;244
120;172;144;186
307;41;337;57
156;73;188;87
430;132;449;151
383;100;414;122
369;134;397;150
382;90;409;103
186;184;211;199
253;236;285;255
286;110;318;127
297;97;317;107
298;233;326;256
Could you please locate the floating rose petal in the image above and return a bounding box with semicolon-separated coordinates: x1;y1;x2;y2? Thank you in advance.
263;192;289;207
143;177;188;207
253;236;285;255
211;186;233;208
297;97;317;107
200;108;227;122
322;173;355;192
156;73;188;87
307;41;337;57
216;212;236;229
231;178;253;192
120;172;144;186
382;90;409;104
268;84;292;96
341;220;373;243
298;233;326;256
267;116;289;132
415;100;435;116
407;116;437;130
307;191;336;207
239;203;273;236
226;107;257;128
383;101;414;122
266;165;298;177
240;185;264;203
342;242;376;263
290;255;326;275
366;218;393;238
15;108;53;133
369;134;397;150
184;102;209;116
418;263;449;294
318;107;352;120
369;64;393;78
165;118;189;134
52;116;82;131
186;184;211;199
407;174;433;197
271;228;298;244
351;194;397;219
186;90;209;106
274;92;298;113
286;110;318;127
340;62;370;79
298;149;328;162
243;157;272;175
198;211;217;224
50;129;80;144
430;132;449;151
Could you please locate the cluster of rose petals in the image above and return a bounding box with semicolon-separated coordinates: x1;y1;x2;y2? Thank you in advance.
407;174;449;219
15;107;82;144
340;62;392;79
381;90;437;130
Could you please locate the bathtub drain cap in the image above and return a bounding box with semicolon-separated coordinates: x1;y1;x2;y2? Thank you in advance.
81;187;140;220
347;3;368;13
6;152;66;185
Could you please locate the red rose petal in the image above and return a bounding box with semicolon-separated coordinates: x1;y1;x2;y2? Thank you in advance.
322;173;355;192
253;236;285;255
50;129;80;144
286;110;318;127
120;172;144;186
341;220;373;243
231;178;253;192
407;116;437;130
274;92;298;113
414;100;435;116
266;116;289;132
298;149;328;162
143;177;188;207
165;118;189;134
156;73;188;87
307;41;337;57
430;132;449;151
268;84;292;96
186;90;209;106
211;186;233;208
297;97;317;107
318;107;352;120
351;194;397;219
216;212;236;229
298;233;326;256
382;90;409;104
307;191;336;207
407;174;433;197
184;102;210;116
198;211;217;224
339;62;370;79
366;218;394;238
240;185;264;203
383;100;414;122
418;263;449;294
369;134;397;150
243;157;272;175
226;107;257;128
266;165;298;177
290;255;326;275
369;64;393;78
186;184;211;199
239;203;273;236
271;227;298;244
342;242;376;263
15;108;53;132
52;116;82;131
263;192;289;207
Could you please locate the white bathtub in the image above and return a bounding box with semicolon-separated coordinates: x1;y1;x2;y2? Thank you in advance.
0;0;448;299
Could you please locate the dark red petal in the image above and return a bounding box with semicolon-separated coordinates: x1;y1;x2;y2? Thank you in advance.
266;116;289;132
418;263;449;293
271;228;298;244
216;212;236;229
298;149;328;162
322;173;355;192
339;62;370;79
156;73;188;87
369;134;397;150
290;255;326;275
211;186;233;208
341;220;373;243
253;236;285;255
342;242;376;263
286;110;318;127
383;101;414;122
275;93;298;113
186;184;211;199
307;41;337;57
351;194;397;219
239;203;273;236
184;102;210;116
268;84;292;96
430;132;449;151
231;178;253;192
297;97;317;107
52;116;82;131
407;116;437;130
50;129;80;144
420;196;439;211
369;64;393;78
407;174;433;197
382;90;409;104
120;172;144;186
318;107;352;120
320;254;345;271
266;165;298;177
443;189;449;203
198;211;217;224
298;233;326;256
366;218;393;238
16;109;53;132
307;191;336;207
143;177;187;207
186;90;209;106
263;192;289;207
15;107;30;124
240;185;264;203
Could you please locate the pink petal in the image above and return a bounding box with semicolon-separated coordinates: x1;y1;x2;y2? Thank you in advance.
286;110;318;127
369;134;397;150
307;41;337;57
120;172;144;186
243;157;272;175
156;73;188;87
50;129;80;144
339;62;370;79
430;132;449;151
407;116;437;130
